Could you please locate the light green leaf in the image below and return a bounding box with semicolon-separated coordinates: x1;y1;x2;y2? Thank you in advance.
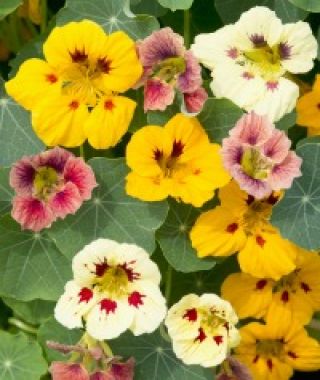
110;330;214;380
49;158;168;260
57;0;159;40
215;0;308;23
0;80;45;167
0;0;22;20
0;331;47;380
157;199;216;272
288;0;320;12
275;110;297;131
38;317;82;362
0;168;13;218
198;98;243;144
131;0;167;16
271;137;320;249
3;298;54;325
0;215;72;301
158;0;193;11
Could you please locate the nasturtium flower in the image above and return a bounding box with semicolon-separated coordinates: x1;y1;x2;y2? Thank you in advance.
10;147;97;231
55;239;167;341
297;75;320;135
165;294;240;367
221;112;302;199
217;357;253;380
235;321;320;380
125;113;230;207
190;180;298;280
50;362;89;380
136;27;207;113
192;6;317;121
5;20;141;148
222;249;320;325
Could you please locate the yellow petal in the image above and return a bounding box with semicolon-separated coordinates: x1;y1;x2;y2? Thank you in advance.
296;90;320;129
218;180;249;214
125;172;169;202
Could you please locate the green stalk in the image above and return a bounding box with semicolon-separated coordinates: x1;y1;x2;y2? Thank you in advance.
40;0;47;34
165;265;173;305
183;9;191;48
8;317;38;335
79;145;85;160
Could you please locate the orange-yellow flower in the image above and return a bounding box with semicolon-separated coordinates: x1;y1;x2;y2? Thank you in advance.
125;113;230;207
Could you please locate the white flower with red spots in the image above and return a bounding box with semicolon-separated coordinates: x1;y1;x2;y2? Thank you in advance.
54;239;167;341
191;6;317;121
165;294;240;367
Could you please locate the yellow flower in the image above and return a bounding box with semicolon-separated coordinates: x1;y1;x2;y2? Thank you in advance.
5;20;142;148
190;181;297;280
297;75;320;134
125;114;230;207
235;320;320;380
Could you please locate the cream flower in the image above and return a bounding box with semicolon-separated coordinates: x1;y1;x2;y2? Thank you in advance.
192;6;317;121
165;294;240;367
55;239;167;340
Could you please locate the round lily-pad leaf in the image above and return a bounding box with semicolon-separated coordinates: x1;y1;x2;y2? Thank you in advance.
158;0;194;11
0;168;13;218
288;0;320;12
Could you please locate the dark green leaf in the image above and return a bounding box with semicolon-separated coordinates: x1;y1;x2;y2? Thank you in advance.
275;110;297;131
49;158;168;260
131;0;167;16
0;168;13;218
0;0;22;20
288;0;320;12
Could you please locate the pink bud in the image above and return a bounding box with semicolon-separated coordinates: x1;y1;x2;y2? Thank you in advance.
50;362;89;380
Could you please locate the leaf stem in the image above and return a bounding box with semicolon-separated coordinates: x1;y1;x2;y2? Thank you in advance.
79;144;85;160
8;317;38;335
183;9;191;48
165;265;173;305
40;0;47;34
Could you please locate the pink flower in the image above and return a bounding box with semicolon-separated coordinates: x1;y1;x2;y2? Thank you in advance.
183;87;208;114
50;362;89;380
221;112;302;199
10;147;97;231
90;359;135;380
136;27;206;113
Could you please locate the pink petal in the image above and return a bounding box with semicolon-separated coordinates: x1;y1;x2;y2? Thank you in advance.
36;147;73;173
63;157;97;200
269;151;302;190
229;112;274;146
11;195;55;232
231;165;272;199
90;372;109;380
177;50;202;93
144;78;175;112
183;87;208;114
262;128;291;163
50;362;89;380
48;182;82;219
9;156;35;195
221;138;243;171
137;27;185;67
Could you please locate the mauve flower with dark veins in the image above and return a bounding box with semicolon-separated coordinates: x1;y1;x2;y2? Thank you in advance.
50;362;89;380
217;357;252;380
10;147;97;231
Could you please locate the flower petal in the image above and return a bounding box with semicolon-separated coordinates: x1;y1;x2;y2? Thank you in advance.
177;51;202;93
143;78;175;112
10;156;35;195
48;182;82;219
269;151;302;190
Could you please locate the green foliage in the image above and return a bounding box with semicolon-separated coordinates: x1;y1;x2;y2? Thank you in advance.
0;331;47;380
57;0;159;39
158;0;194;11
272;137;320;249
288;0;320;12
276;110;297;131
131;0;167;17
0;168;13;218
49;158;168;260
0;0;22;20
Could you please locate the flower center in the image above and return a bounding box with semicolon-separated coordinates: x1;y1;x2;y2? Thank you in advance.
96;266;129;298
244;44;282;77
199;308;227;335
154;56;186;83
241;147;272;180
33;166;59;200
256;339;283;357
242;196;274;233
154;140;186;178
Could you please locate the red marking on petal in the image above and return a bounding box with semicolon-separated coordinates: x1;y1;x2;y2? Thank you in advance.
69;100;79;110
195;328;207;343
183;308;198;322
128;291;145;308
78;287;93;303
266;81;278;91
104;100;115;111
256;235;266;247
267;193;279;205
288;351;298;359
226;47;238;59
256;279;267;290
214;335;223;345
171;140;184;158
95;262;108;277
97;57;112;74
301;282;311;293
120;262;140;282
242;71;254;80
154;149;163;162
70;49;88;63
246;195;255;205
253;355;259;363
317;103;320;110
46;73;58;83
100;299;117;314
193;169;201;176
281;290;289;303
267;359;273;371
226;222;238;234
224;322;229;332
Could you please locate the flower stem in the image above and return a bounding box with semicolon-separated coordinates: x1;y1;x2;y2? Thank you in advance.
79;145;85;160
183;9;191;48
8;317;38;335
165;265;173;305
40;0;47;34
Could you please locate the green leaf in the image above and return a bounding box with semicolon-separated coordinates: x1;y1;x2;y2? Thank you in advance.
288;0;320;12
198;98;243;144
57;0;159;40
3;298;54;325
157;199;216;272
127;89;148;133
0;168;13;218
131;0;167;16
275;110;297;131
271;137;320;250
147;100;181;125
49;158;168;260
0;0;22;20
0;331;47;380
0;215;72;301
215;0;308;23
158;0;193;11
38;317;82;362
110;330;214;380
0;80;45;167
